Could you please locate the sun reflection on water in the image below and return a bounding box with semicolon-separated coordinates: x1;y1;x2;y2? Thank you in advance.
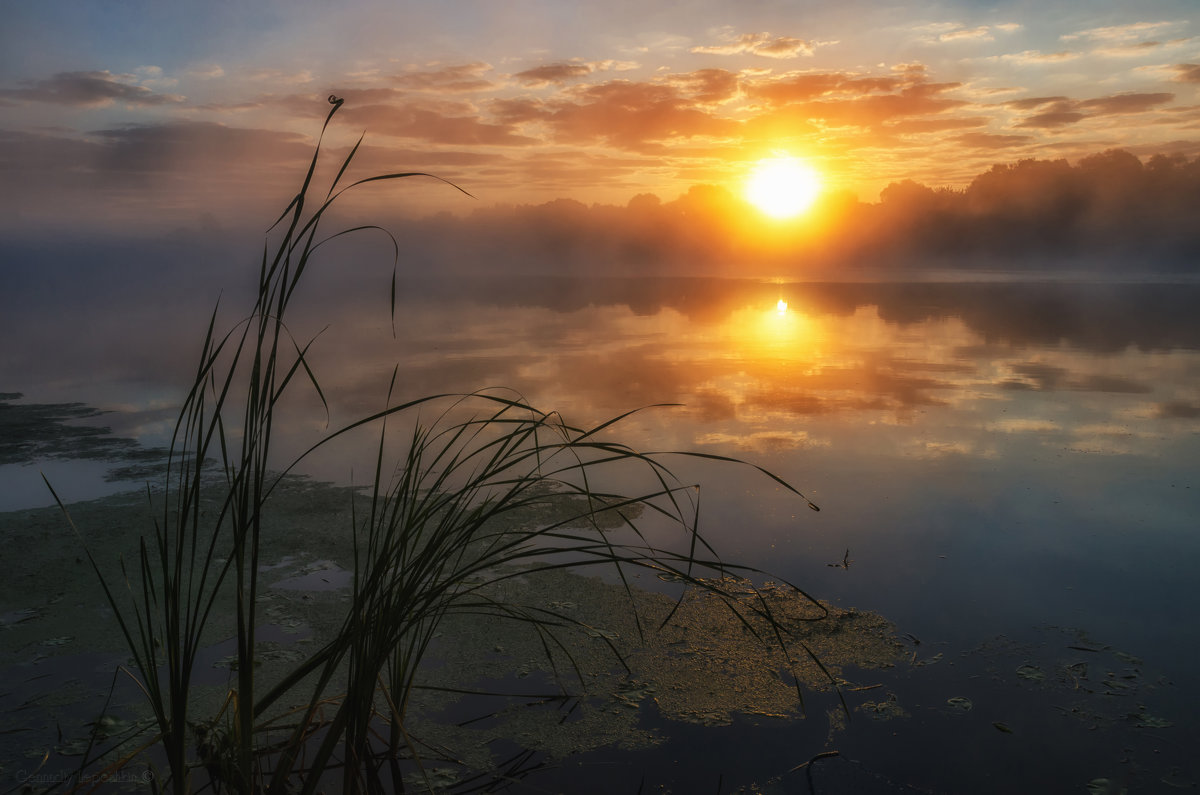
738;298;816;360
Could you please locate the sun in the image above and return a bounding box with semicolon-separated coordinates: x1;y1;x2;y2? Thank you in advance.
744;155;822;219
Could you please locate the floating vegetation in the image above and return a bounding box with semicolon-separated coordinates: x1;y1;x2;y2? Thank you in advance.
0;392;168;478
945;626;1194;790
1087;778;1128;795
1;478;909;785
1127;708;1172;729
945;696;973;713
396;566;908;762
858;693;907;721
1016;663;1045;682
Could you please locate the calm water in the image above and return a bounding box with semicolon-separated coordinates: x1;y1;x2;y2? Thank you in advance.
3;274;1200;791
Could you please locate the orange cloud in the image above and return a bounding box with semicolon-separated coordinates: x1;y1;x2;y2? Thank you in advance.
691;32;825;59
392;62;497;93
953;132;1035;149
664;69;741;103
738;67;968;136
1005;96;1070;110
1080;92;1174;114
492;79;740;151
1171;63;1200;82
782;85;966;129
339;102;536;146
764;74;904;104
885;116;989;134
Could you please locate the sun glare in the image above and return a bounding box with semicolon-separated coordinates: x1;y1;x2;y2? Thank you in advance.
745;155;822;219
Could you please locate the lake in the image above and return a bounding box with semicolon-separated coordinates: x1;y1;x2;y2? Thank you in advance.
3;273;1199;792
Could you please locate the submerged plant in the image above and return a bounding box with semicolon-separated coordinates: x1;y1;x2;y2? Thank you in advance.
49;96;825;794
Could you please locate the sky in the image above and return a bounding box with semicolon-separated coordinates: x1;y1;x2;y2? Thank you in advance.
2;0;1199;253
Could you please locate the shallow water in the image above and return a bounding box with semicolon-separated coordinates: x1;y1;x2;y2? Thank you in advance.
2;274;1199;791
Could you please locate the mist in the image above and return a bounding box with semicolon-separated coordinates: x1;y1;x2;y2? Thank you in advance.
396;148;1200;277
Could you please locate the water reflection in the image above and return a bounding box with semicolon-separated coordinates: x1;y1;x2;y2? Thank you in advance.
326;279;1200;468
5;277;1199;483
4;274;1199;790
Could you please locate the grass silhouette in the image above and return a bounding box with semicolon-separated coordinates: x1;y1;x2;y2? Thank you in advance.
47;96;825;794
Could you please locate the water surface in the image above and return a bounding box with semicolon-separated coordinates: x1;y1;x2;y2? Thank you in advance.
3;275;1198;791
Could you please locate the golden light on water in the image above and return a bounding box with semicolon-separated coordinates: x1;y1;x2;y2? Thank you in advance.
723;299;816;363
745;155;822;219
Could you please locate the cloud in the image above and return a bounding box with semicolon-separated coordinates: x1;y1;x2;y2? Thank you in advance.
323;87;405;105
1156;400;1200;419
741;65;966;133
1172;63;1200;82
1014;92;1174;128
691;31;826;59
665;69;740;103
133;65;178;91
0;121;317;229
1093;40;1168;58
939;26;994;43
392;62;496;92
513;60;641;88
746;72;907;104
0;70;184;107
91;121;312;175
1016;105;1086;128
1005;96;1070;110
244;68;314;85
953;132;1034;149
763;83;967;129
491;79;739;151
515;63;594;87
994;50;1081;65
339;102;537;146
912;22;960;35
1079;92;1174;114
1062;21;1182;43
1056;21;1196;58
187;64;225;79
918;22;1021;44
886;116;988;134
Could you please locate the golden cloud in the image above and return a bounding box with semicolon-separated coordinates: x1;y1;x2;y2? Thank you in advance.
690;31;825;59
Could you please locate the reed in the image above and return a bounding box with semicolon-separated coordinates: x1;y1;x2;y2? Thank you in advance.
49;95;824;794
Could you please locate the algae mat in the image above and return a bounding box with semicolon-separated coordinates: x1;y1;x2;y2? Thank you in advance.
0;476;908;790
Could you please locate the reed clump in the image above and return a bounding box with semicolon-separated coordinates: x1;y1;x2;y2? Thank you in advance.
49;96;824;794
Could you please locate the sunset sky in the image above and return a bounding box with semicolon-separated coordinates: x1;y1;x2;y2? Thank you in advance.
2;0;1199;233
